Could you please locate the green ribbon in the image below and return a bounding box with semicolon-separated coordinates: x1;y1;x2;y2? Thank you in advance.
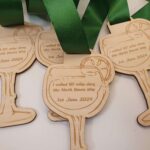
27;0;87;54
42;0;90;54
82;0;150;49
107;0;150;23
82;0;109;48
26;0;79;17
107;0;130;24
80;0;130;49
26;0;47;17
0;0;24;26
133;0;150;20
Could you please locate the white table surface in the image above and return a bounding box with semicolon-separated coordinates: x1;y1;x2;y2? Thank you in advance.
0;0;150;150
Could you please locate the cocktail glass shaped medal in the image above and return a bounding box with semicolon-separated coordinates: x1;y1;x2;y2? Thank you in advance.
100;19;150;126
35;30;65;121
43;55;114;150
0;30;37;127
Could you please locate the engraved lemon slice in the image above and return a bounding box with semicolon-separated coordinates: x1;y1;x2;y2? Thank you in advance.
126;19;150;40
80;56;114;84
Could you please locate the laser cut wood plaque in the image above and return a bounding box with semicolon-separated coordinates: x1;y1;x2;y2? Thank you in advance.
100;19;150;127
43;54;115;150
0;24;42;127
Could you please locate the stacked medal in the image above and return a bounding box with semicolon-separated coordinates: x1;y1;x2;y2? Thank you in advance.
0;0;150;150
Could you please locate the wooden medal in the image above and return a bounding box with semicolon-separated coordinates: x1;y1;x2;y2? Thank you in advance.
0;24;42;127
100;18;150;127
36;28;65;121
36;27;115;149
43;54;115;150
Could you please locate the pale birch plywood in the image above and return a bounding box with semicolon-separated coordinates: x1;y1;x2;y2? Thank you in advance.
100;19;150;127
43;54;115;150
0;24;42;127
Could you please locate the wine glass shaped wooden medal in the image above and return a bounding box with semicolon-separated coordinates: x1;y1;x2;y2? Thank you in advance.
38;43;115;150
36;29;65;122
100;19;150;126
0;24;42;127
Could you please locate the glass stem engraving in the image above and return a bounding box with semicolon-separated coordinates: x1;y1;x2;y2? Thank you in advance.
135;70;150;108
69;116;87;150
0;72;16;116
